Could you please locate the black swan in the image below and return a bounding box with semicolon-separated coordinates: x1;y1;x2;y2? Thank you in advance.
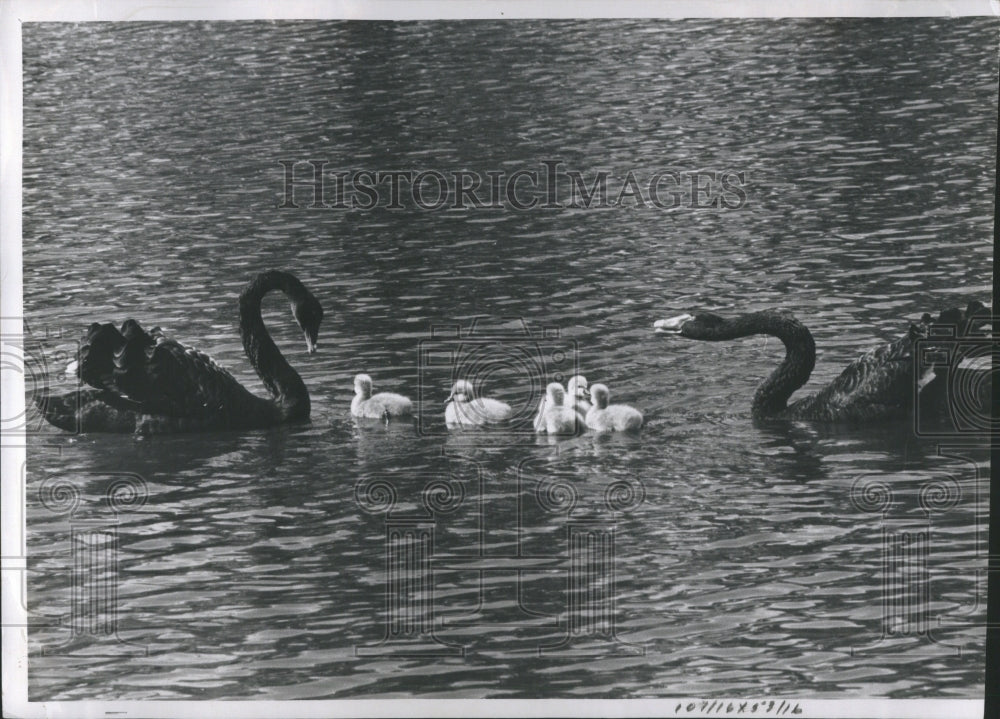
34;270;323;434
653;302;990;422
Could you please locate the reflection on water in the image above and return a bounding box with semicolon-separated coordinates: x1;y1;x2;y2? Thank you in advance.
21;18;995;699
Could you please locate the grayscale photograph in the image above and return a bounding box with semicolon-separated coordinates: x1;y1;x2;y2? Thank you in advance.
2;6;996;716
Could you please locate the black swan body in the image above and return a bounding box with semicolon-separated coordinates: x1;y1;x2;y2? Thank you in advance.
653;302;990;423
35;270;323;434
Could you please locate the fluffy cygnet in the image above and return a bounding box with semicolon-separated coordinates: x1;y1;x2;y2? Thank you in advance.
351;373;413;421
585;383;643;432
566;375;592;415
535;382;582;435
445;379;513;427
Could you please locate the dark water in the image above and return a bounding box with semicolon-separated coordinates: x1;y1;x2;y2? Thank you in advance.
20;19;995;699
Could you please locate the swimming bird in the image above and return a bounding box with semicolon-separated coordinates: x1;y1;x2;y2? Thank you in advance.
535;382;583;435
534;375;590;432
566;375;592;416
585;383;644;432
653;301;991;422
33;270;322;433
532;383;550;433
351;373;412;421
445;379;513;427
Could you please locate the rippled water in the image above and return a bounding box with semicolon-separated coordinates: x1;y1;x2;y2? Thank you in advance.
20;19;996;699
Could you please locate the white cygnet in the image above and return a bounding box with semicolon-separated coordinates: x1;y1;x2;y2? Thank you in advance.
566;375;592;416
351;373;413;420
535;382;581;435
445;379;513;427
585;383;643;433
532;386;549;433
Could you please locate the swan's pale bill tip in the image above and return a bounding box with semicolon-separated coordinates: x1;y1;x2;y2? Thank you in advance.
305;335;317;354
654;314;693;334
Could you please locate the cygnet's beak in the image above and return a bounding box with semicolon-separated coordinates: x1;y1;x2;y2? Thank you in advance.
581;387;591;398
444;393;453;404
654;314;693;334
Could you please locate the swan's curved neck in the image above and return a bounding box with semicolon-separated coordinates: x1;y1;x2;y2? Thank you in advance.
714;312;816;418
239;271;310;421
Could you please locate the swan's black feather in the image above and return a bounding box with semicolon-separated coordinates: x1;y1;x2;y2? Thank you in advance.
788;303;989;422
93;319;265;422
789;323;918;421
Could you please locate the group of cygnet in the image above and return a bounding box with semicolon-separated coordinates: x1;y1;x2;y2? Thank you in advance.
350;373;643;434
533;375;643;435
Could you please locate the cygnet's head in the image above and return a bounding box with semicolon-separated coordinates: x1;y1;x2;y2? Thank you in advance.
589;383;610;409
546;382;566;405
354;373;373;397
566;375;589;398
448;379;475;402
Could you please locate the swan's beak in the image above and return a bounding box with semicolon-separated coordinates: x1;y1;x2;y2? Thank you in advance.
581;387;591;398
445;393;453;404
305;333;317;354
654;314;693;335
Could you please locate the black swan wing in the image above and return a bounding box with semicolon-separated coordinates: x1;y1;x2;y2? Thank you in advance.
78;320;262;421
798;302;990;421
33;388;139;433
799;327;917;420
